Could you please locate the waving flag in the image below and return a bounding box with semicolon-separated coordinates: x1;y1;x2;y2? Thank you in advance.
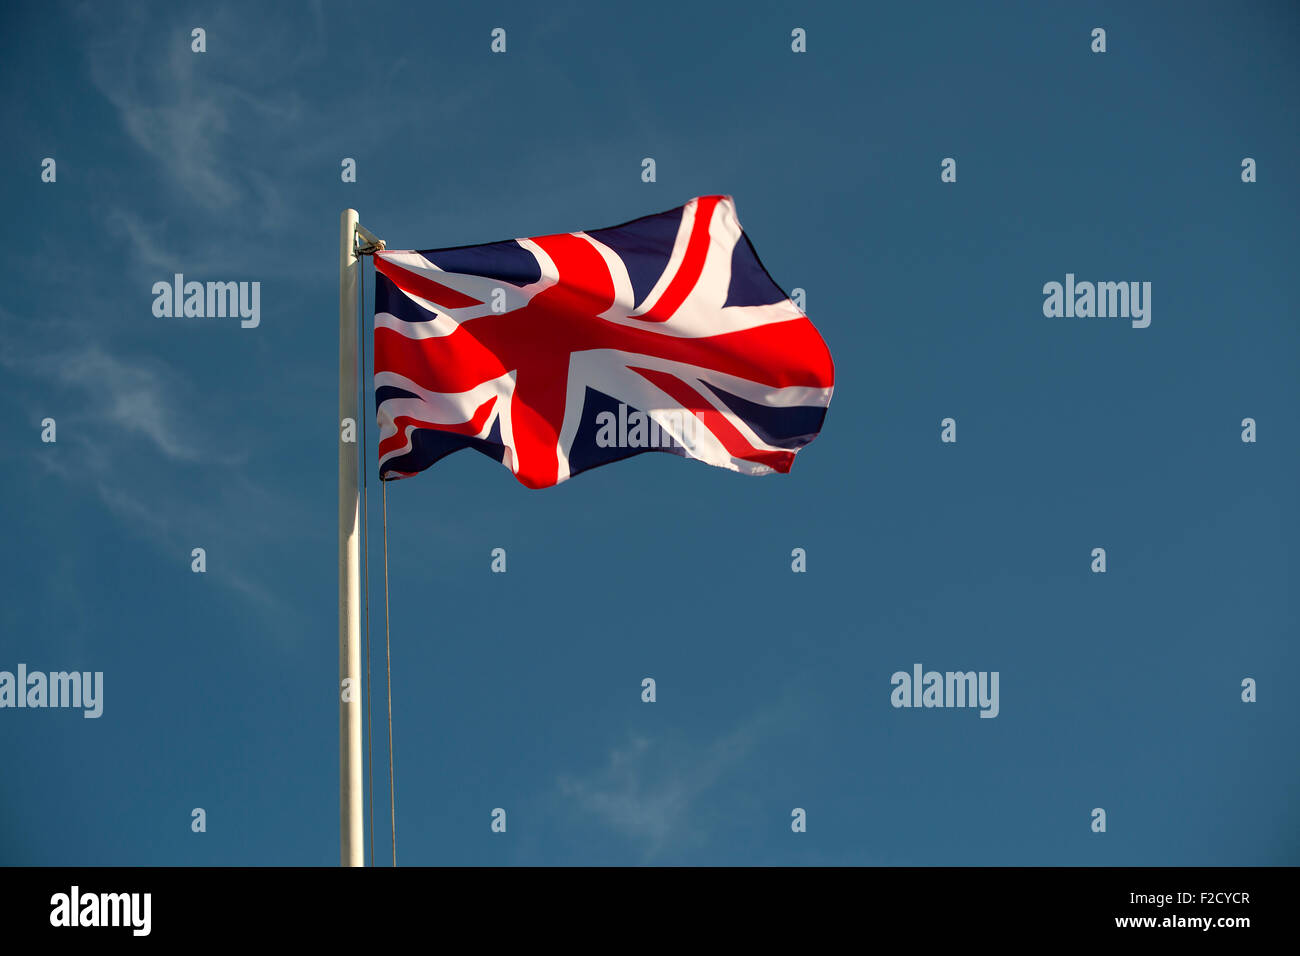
372;195;834;489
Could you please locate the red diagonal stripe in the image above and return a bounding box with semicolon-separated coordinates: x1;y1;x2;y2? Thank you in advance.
375;254;483;310
375;325;508;394
630;366;796;473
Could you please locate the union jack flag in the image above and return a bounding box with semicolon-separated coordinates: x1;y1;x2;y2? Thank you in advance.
373;195;834;489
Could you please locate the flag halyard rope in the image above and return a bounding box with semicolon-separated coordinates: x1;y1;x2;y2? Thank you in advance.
355;224;395;866
381;477;396;866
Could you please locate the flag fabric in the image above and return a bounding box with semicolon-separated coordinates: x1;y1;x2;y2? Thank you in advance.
372;195;834;489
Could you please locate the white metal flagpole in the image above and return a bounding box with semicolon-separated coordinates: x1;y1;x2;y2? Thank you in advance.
339;208;364;866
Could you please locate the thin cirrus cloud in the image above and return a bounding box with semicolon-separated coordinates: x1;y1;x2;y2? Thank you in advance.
559;737;691;851
52;345;215;465
81;5;329;282
557;720;764;860
82;5;314;215
7;330;305;632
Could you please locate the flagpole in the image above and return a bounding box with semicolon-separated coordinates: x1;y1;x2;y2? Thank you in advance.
339;208;364;866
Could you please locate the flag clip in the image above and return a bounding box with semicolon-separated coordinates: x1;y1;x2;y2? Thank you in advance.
355;223;386;256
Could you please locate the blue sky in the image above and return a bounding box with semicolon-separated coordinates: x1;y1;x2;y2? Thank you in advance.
1;0;1296;865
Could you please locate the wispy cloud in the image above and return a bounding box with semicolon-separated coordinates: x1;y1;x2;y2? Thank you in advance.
75;1;496;284
104;209;188;276
76;3;333;282
559;737;690;850
557;713;772;860
31;440;171;546
83;7;308;214
44;344;223;465
3;320;307;636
